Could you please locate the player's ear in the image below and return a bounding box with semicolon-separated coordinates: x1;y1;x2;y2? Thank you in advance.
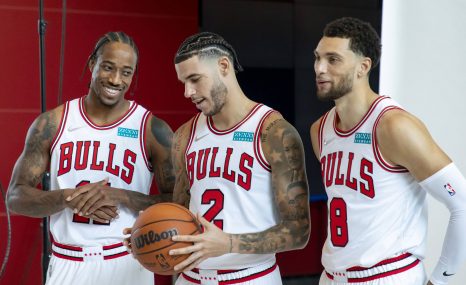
358;57;372;78
218;56;230;77
88;56;96;72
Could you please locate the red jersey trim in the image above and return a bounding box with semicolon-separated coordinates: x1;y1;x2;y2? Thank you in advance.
181;262;277;284
334;96;389;137
253;110;275;172
372;106;409;173
207;103;263;135
185;113;201;159
140;111;153;172
50;101;70;154
326;258;420;283
318;111;331;157
78;97;138;130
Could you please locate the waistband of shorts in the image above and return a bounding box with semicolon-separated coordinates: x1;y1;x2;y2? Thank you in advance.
51;240;129;262
181;259;277;284
325;253;421;283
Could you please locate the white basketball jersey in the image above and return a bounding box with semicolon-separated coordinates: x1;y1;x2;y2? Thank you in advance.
319;96;427;271
49;97;153;246
185;104;279;269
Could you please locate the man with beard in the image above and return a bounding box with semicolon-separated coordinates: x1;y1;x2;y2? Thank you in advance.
309;17;466;285
7;31;175;285
168;32;310;284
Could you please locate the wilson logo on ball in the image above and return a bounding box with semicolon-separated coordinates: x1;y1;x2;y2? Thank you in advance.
134;228;178;249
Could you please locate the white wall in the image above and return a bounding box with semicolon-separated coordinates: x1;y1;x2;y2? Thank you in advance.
379;1;466;284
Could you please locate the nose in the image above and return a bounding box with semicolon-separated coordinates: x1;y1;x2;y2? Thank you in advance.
109;71;122;86
184;84;196;98
314;60;327;75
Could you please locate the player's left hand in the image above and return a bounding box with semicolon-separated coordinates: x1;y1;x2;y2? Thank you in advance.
66;178;123;216
169;214;231;272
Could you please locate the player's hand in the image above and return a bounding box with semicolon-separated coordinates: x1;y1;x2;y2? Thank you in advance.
123;227;134;255
88;206;119;223
169;214;231;272
65;178;122;216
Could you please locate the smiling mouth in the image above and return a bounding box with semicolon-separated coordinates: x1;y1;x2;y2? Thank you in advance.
103;86;122;96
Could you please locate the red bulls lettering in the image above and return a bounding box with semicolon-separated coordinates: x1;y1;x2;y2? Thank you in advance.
57;141;136;183
186;147;254;191
320;151;375;198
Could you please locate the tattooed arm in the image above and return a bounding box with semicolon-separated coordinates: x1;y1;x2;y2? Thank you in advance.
171;120;193;208
231;112;310;253
6;107;72;217
68;115;176;215
119;115;175;211
170;112;310;272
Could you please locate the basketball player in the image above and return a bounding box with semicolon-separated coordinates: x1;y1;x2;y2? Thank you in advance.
167;32;310;285
6;31;175;285
309;17;466;285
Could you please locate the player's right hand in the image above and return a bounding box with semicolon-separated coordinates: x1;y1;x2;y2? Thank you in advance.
122;227;133;255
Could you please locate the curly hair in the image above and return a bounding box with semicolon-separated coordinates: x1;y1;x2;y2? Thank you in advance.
174;32;243;73
324;17;381;69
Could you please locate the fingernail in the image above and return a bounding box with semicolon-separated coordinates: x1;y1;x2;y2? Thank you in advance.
66;197;71;201
78;212;82;216
85;212;89;215
73;209;78;214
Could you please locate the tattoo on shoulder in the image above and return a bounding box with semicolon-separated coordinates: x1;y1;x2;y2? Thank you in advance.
151;116;173;148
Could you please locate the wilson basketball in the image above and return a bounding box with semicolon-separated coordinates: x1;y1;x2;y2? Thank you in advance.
130;203;201;275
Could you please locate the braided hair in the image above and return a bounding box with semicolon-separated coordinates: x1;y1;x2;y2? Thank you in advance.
174;32;243;73
324;17;381;70
83;31;139;94
86;31;139;69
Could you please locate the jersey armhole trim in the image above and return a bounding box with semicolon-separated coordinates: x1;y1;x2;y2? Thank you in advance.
372;106;409;173
185;113;201;159
254;109;276;172
318;111;331;157
140;110;153;172
50;101;70;154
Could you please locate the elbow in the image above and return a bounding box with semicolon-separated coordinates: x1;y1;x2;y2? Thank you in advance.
296;220;311;249
288;218;311;250
6;189;19;214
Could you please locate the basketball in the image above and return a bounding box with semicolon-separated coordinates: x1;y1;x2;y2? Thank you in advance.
130;203;201;275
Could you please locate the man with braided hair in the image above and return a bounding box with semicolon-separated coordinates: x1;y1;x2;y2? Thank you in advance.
167;32;310;284
310;17;466;285
7;31;175;285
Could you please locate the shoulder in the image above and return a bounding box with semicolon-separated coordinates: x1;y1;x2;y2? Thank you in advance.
376;108;450;178
143;114;174;158
172;116;197;155
376;108;427;141
260;113;303;154
24;105;65;149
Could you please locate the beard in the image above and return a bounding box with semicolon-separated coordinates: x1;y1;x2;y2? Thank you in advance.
317;72;353;102
205;78;228;116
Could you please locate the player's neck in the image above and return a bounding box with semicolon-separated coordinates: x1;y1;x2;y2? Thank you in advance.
334;88;379;131
210;89;256;130
83;94;131;126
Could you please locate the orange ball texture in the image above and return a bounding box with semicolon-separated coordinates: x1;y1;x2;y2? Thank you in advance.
130;203;201;275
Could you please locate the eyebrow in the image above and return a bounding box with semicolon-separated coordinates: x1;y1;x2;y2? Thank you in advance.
101;60;134;70
314;50;342;58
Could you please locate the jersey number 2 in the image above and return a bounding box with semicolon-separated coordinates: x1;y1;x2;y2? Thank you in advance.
72;180;110;225
329;198;348;247
201;189;224;230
